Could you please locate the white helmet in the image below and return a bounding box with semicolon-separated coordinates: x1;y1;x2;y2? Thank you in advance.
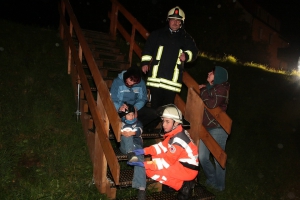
161;105;183;123
167;6;185;22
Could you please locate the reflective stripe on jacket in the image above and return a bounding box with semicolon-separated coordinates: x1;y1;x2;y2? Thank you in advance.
141;26;199;92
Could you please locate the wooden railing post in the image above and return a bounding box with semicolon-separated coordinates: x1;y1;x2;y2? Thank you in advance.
185;88;227;168
59;0;65;40
67;21;73;74
58;0;122;188
129;25;136;66
109;0;118;40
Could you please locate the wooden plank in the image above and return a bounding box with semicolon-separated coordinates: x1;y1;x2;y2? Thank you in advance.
181;88;227;169
199;125;227;169
80;101;95;162
94;130;108;193
184;88;204;146
174;94;186;115
93;93;112;192
182;72;232;134
106;180;117;199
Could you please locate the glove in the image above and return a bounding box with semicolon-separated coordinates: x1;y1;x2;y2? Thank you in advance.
133;149;144;155
127;161;144;167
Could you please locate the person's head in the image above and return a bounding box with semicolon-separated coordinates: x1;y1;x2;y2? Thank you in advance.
207;66;228;85
160;105;183;132
123;66;142;88
118;103;136;123
167;6;185;31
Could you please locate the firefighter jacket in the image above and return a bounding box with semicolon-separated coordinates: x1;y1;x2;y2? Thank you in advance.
143;125;199;190
141;26;199;93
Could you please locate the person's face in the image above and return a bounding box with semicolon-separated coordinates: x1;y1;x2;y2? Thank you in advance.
207;70;215;85
168;18;181;31
162;118;177;132
125;78;136;87
125;112;135;121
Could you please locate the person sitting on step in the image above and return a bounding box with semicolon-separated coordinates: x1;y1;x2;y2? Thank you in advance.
127;104;199;200
118;103;146;200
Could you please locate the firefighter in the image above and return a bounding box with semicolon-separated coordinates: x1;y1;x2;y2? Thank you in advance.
128;104;199;200
141;6;199;110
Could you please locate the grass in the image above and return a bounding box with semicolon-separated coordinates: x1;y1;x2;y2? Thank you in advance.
0;19;108;199
1;19;300;200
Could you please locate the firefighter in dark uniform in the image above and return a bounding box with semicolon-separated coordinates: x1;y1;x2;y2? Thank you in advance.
141;6;199;109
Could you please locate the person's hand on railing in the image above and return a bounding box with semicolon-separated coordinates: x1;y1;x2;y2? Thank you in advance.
199;84;206;90
133;149;144;155
142;65;149;74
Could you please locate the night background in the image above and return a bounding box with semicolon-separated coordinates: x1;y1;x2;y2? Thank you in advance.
1;0;300;199
1;0;300;66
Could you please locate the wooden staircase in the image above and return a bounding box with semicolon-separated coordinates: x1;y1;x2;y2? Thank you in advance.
58;0;232;199
77;29;216;199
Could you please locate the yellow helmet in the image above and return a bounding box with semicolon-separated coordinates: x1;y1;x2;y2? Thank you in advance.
167;6;185;22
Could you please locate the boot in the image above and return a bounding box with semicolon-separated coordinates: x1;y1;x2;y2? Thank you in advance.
162;184;176;193
177;180;195;200
127;152;138;162
137;190;146;200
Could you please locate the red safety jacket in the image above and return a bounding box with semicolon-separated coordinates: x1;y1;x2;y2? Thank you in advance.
143;125;199;190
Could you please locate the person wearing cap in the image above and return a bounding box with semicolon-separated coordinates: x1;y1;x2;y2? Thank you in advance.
127;104;199;200
198;66;230;192
141;6;199;111
118;103;147;199
110;66;158;130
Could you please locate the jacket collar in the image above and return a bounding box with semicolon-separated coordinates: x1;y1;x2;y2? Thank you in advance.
164;125;183;139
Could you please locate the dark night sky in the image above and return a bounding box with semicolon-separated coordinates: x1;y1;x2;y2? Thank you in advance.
255;0;300;47
0;0;299;47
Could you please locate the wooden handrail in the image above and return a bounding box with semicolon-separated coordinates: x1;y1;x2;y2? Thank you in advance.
59;0;122;185
182;72;232;134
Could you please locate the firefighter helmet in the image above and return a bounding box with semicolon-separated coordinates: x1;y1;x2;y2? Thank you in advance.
158;104;190;129
161;105;183;123
167;6;185;22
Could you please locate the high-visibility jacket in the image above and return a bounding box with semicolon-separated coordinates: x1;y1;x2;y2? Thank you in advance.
143;125;199;190
141;26;199;93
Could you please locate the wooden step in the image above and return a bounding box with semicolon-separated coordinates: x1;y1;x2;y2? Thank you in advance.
107;168;155;188
85;38;116;47
72;35;119;52
109;129;162;140
82;29;113;40
90;44;121;53
93;50;125;61
85;74;115;81
94;58;130;70
82;64;123;73
73;39;120;53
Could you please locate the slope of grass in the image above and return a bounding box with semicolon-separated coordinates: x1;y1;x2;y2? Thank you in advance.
0;19;108;199
1;19;300;200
